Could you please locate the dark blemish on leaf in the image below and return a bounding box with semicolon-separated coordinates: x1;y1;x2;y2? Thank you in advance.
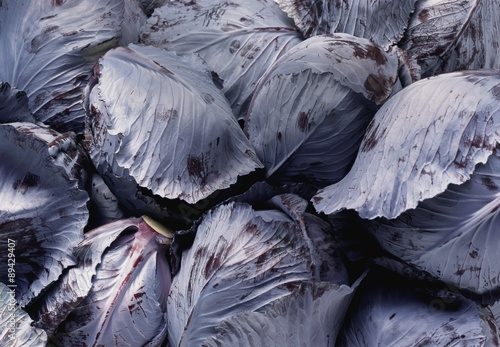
297;111;311;132
470;134;484;148
204;253;221;279
239;17;252;24
133;292;145;300
361;123;386;152
443;323;454;332
216;137;220;146
277;132;282;141
229;40;241;54
13;172;41;195
453;159;467;168
352;43;387;65
202;93;215;104
29;25;59;53
469;250;478;258
389;313;396;320
312;196;323;204
481;177;499;191
52;0;64;5
40;14;58;20
256;253;267;267
61;31;78;37
187;154;204;179
309;161;323;166
364;74;385;100
418;8;430;22
243;221;260;236
282;281;300;293
152;60;174;75
490;85;500;100
211;71;224;89
240;43;254;57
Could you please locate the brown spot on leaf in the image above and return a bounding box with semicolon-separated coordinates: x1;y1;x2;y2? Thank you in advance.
481;177;499;191
352;43;387;65
204;253;221;279
13;172;40;194
364;74;392;104
418;8;430;22
202;93;215;104
243;221;260;236
29;25;59;53
312;196;323;204
229;39;241;54
187;154;204;179
152;60;174;75
297;111;311;132
361;123;386;152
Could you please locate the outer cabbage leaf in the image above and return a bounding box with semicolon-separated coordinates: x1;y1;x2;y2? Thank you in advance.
337;274;498;346
31;218;139;335
52;217;172;347
278;0;418;50
0;0;124;133
0;82;36;123
140;0;303;117
314;71;500;219
0;123;89;306
246;34;399;186
0;283;47;347
401;0;500;77
358;150;500;304
85;44;262;205
167;201;348;347
202;279;364;347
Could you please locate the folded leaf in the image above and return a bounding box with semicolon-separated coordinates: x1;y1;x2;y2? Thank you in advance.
168;201;348;347
0;0;124;133
202;279;364;347
140;0;303;117
52;217;172;347
401;0;500;77
358;150;500;304
0;283;47;347
314;70;500;219
246;34;399;186
0;123;88;306
32;218;140;335
85;44;262;205
278;0;418;50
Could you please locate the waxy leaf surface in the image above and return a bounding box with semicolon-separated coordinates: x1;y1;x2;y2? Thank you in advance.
0;0;124;133
86;44;262;205
0;123;88;306
141;0;303;117
246;34;399;186
314;71;500;219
